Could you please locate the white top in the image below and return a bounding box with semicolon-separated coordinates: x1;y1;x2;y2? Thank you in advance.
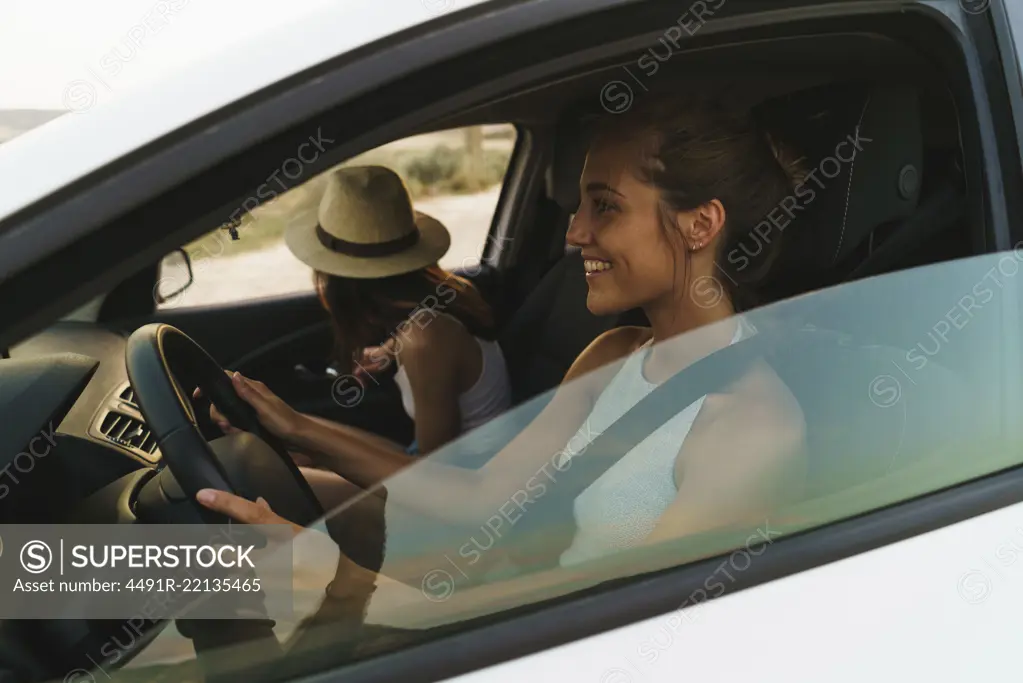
393;315;512;438
559;317;755;567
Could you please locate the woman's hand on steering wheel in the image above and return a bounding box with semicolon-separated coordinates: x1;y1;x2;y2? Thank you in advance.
194;371;304;443
197;488;379;597
197;488;303;538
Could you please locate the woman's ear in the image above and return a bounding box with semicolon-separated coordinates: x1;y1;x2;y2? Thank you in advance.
681;199;726;251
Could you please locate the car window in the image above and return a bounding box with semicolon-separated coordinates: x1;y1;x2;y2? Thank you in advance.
122;249;1023;679
154;124;517;309
0;110;64;146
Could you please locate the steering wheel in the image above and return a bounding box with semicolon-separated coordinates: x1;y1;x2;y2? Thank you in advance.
125;323;324;526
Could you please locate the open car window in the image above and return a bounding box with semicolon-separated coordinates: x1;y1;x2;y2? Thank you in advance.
121;249;1023;679
154;125;517;309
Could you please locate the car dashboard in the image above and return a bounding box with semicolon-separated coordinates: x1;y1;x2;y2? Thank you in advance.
2;322;160;523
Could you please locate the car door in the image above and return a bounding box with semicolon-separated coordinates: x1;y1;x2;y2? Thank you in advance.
126;125;520;445
3;0;1023;681
112;249;1023;683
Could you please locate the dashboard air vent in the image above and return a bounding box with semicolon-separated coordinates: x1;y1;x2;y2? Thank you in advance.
99;411;158;456
119;385;138;409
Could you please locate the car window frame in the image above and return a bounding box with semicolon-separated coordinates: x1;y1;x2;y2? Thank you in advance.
992;0;1023;192
152;122;524;312
1;0;1022;681
965;0;1023;433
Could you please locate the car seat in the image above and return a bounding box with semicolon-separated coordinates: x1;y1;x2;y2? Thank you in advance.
751;82;973;497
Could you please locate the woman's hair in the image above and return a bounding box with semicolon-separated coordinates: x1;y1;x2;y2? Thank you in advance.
591;95;808;311
316;265;496;372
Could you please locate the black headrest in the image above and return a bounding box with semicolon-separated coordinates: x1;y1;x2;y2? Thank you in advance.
755;82;923;274
550;116;589;211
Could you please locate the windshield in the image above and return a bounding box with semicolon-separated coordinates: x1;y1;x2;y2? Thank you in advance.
115;249;1023;681
0;110;64;145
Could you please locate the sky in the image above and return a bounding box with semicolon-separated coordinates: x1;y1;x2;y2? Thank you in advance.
0;0;336;110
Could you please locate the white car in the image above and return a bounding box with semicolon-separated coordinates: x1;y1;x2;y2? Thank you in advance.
2;0;1023;681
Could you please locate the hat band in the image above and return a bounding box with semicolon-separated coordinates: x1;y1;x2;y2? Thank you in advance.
316;224;419;258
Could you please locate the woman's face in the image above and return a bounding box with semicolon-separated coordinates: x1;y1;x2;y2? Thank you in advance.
567;133;694;317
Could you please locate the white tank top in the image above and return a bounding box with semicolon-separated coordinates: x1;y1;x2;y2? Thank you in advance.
559;318;754;567
393;315;511;437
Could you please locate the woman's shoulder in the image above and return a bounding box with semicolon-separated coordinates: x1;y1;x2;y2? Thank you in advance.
596;325;654;355
566;326;652;381
393;311;471;362
705;359;807;451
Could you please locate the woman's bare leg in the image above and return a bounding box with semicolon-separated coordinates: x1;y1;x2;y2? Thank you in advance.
302;467;388;574
306;415;409;453
301;467;520;594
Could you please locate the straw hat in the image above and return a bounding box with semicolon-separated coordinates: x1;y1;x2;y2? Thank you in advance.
286;165;451;278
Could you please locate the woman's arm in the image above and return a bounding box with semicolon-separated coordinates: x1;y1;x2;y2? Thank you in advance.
283;320;465;469
397;316;466;455
642;380;807;547
235;327;642;525
211;375;408;472
304;416;407;452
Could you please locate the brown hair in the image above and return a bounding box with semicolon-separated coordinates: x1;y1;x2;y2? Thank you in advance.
591;95;806;311
316;265;496;373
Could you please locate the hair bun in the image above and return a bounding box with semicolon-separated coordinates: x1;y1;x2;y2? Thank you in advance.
765;130;809;190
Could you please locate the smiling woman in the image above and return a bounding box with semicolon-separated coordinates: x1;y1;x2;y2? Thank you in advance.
570;95;807;316
195;93;813;590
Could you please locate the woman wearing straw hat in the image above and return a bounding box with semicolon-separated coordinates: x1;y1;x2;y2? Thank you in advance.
206;165;511;480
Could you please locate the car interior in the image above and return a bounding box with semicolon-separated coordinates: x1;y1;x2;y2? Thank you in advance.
0;3;1016;681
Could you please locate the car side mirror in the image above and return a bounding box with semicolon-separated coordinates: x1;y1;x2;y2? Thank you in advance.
155;248;194;305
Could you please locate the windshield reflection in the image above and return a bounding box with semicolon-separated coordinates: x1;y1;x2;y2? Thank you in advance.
290;252;1020;635
125;250;1023;679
